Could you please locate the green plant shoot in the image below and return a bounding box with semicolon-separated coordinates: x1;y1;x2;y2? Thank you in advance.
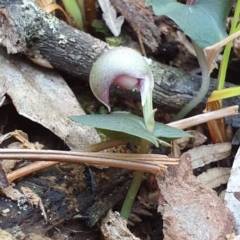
70;47;190;219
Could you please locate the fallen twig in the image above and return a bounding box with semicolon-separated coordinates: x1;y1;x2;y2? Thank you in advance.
3;150;178;182
168;105;239;129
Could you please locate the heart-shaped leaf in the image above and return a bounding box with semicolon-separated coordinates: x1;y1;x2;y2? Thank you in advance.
70;113;191;147
146;0;234;48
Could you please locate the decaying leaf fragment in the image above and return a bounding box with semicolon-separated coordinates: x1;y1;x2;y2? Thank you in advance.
187;142;232;169
0;47;100;150
0;185;48;221
234;35;240;60
175;130;207;150
100;210;140;240
227;233;240;240
0;228;15;240
0;164;9;189
225;146;240;234
1;186;24;201
156;153;236;239
0;130;44;175
197;167;230;189
98;0;124;36
21;187;47;221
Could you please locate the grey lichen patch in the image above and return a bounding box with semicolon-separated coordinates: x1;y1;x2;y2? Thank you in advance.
38;29;45;36
91;43;107;55
22;0;59;34
43;14;59;33
58;33;68;45
69;54;75;60
69;38;76;42
21;0;38;10
75;55;81;61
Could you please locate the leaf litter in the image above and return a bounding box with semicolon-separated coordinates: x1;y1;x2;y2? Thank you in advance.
0;2;239;238
98;0;124;36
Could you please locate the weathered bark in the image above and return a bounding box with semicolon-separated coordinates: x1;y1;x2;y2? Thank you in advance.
0;0;239;127
0;163;132;235
0;0;107;80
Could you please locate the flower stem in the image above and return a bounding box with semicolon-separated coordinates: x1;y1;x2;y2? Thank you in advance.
172;41;210;121
143;90;155;133
120;170;144;219
120;75;154;219
120;139;149;219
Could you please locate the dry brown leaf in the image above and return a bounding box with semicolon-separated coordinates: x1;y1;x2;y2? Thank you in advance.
156;153;236;239
234;35;240;60
175;130;207;150
100;210;140;240
1;130;44;174
25;233;53;240
186;142;232;169
11;130;43;149
0;77;8;107
0;164;9;188
0;133;11;144
21;187;47;221
0;185;47;221
1;186;24;201
188;130;207;146
227;233;240;240
206;101;226;143
197;167;230;189
225;146;240;234
205;30;240;74
37;0;55;8
0;228;15;240
219;189;226;200
0;47;100;150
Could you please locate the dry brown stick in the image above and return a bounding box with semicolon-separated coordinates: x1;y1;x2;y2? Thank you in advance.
4;150;178;182
8;161;58;183
168;105;239;129
6;139;127;182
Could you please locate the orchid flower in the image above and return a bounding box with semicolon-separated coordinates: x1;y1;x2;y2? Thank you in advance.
89;47;155;132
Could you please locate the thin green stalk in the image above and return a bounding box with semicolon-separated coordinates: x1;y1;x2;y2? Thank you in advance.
230;0;240;34
76;0;86;26
120;139;149;219
172;41;210;121
120;91;152;219
218;0;240;90
62;0;84;30
120;171;144;219
120;64;155;219
143;90;155;133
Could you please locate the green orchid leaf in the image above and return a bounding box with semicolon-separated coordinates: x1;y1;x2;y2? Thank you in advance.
70;113;159;146
146;0;234;48
153;121;192;139
97;129;143;146
70;113;191;147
